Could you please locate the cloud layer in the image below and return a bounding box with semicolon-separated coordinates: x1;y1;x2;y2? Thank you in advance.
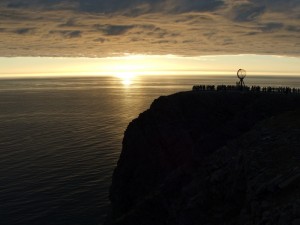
0;0;299;57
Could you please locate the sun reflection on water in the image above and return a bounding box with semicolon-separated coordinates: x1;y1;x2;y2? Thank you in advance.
115;72;136;86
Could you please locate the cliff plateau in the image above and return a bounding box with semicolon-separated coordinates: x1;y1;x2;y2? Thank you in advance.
107;91;300;225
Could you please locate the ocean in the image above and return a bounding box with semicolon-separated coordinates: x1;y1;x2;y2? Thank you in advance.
0;75;299;225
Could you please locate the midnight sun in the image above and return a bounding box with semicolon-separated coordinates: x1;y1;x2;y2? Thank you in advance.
115;72;136;86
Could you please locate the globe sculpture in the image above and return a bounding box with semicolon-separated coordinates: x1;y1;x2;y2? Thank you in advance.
237;69;246;87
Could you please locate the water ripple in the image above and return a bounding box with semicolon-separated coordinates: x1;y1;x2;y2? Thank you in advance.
0;75;299;225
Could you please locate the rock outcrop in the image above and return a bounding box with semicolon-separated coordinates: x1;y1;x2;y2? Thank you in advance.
107;91;300;225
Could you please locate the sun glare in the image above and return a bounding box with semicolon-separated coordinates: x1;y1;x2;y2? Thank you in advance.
115;71;136;86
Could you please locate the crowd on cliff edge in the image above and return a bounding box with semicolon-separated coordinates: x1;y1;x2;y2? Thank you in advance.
193;85;300;94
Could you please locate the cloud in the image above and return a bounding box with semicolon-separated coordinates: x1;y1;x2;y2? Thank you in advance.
58;18;77;27
260;22;284;32
231;3;266;22
0;0;299;57
94;24;135;36
94;37;106;43
169;0;225;13
49;30;82;38
77;0;225;15
14;28;35;34
7;2;29;8
286;25;300;32
249;0;299;13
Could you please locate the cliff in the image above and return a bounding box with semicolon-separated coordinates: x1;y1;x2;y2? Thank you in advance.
107;91;300;225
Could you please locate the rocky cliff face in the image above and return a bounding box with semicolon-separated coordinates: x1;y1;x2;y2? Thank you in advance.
107;91;300;225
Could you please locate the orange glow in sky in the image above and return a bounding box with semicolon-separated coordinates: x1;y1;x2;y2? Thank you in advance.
0;55;300;78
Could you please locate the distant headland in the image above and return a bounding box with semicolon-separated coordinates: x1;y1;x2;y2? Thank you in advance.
106;83;300;225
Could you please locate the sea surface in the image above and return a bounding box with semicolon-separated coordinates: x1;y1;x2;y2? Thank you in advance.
0;75;299;225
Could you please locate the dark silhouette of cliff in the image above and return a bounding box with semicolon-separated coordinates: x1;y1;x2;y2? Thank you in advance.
107;91;300;225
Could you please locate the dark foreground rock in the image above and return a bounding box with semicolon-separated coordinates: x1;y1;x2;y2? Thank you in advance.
107;91;300;225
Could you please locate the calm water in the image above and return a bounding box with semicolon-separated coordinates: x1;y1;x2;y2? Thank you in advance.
0;75;299;225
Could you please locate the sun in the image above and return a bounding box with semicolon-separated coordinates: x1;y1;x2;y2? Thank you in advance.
115;71;136;86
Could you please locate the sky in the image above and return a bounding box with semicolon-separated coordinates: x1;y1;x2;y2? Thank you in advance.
0;0;299;76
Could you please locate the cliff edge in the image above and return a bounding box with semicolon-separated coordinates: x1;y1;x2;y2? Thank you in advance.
107;91;300;225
